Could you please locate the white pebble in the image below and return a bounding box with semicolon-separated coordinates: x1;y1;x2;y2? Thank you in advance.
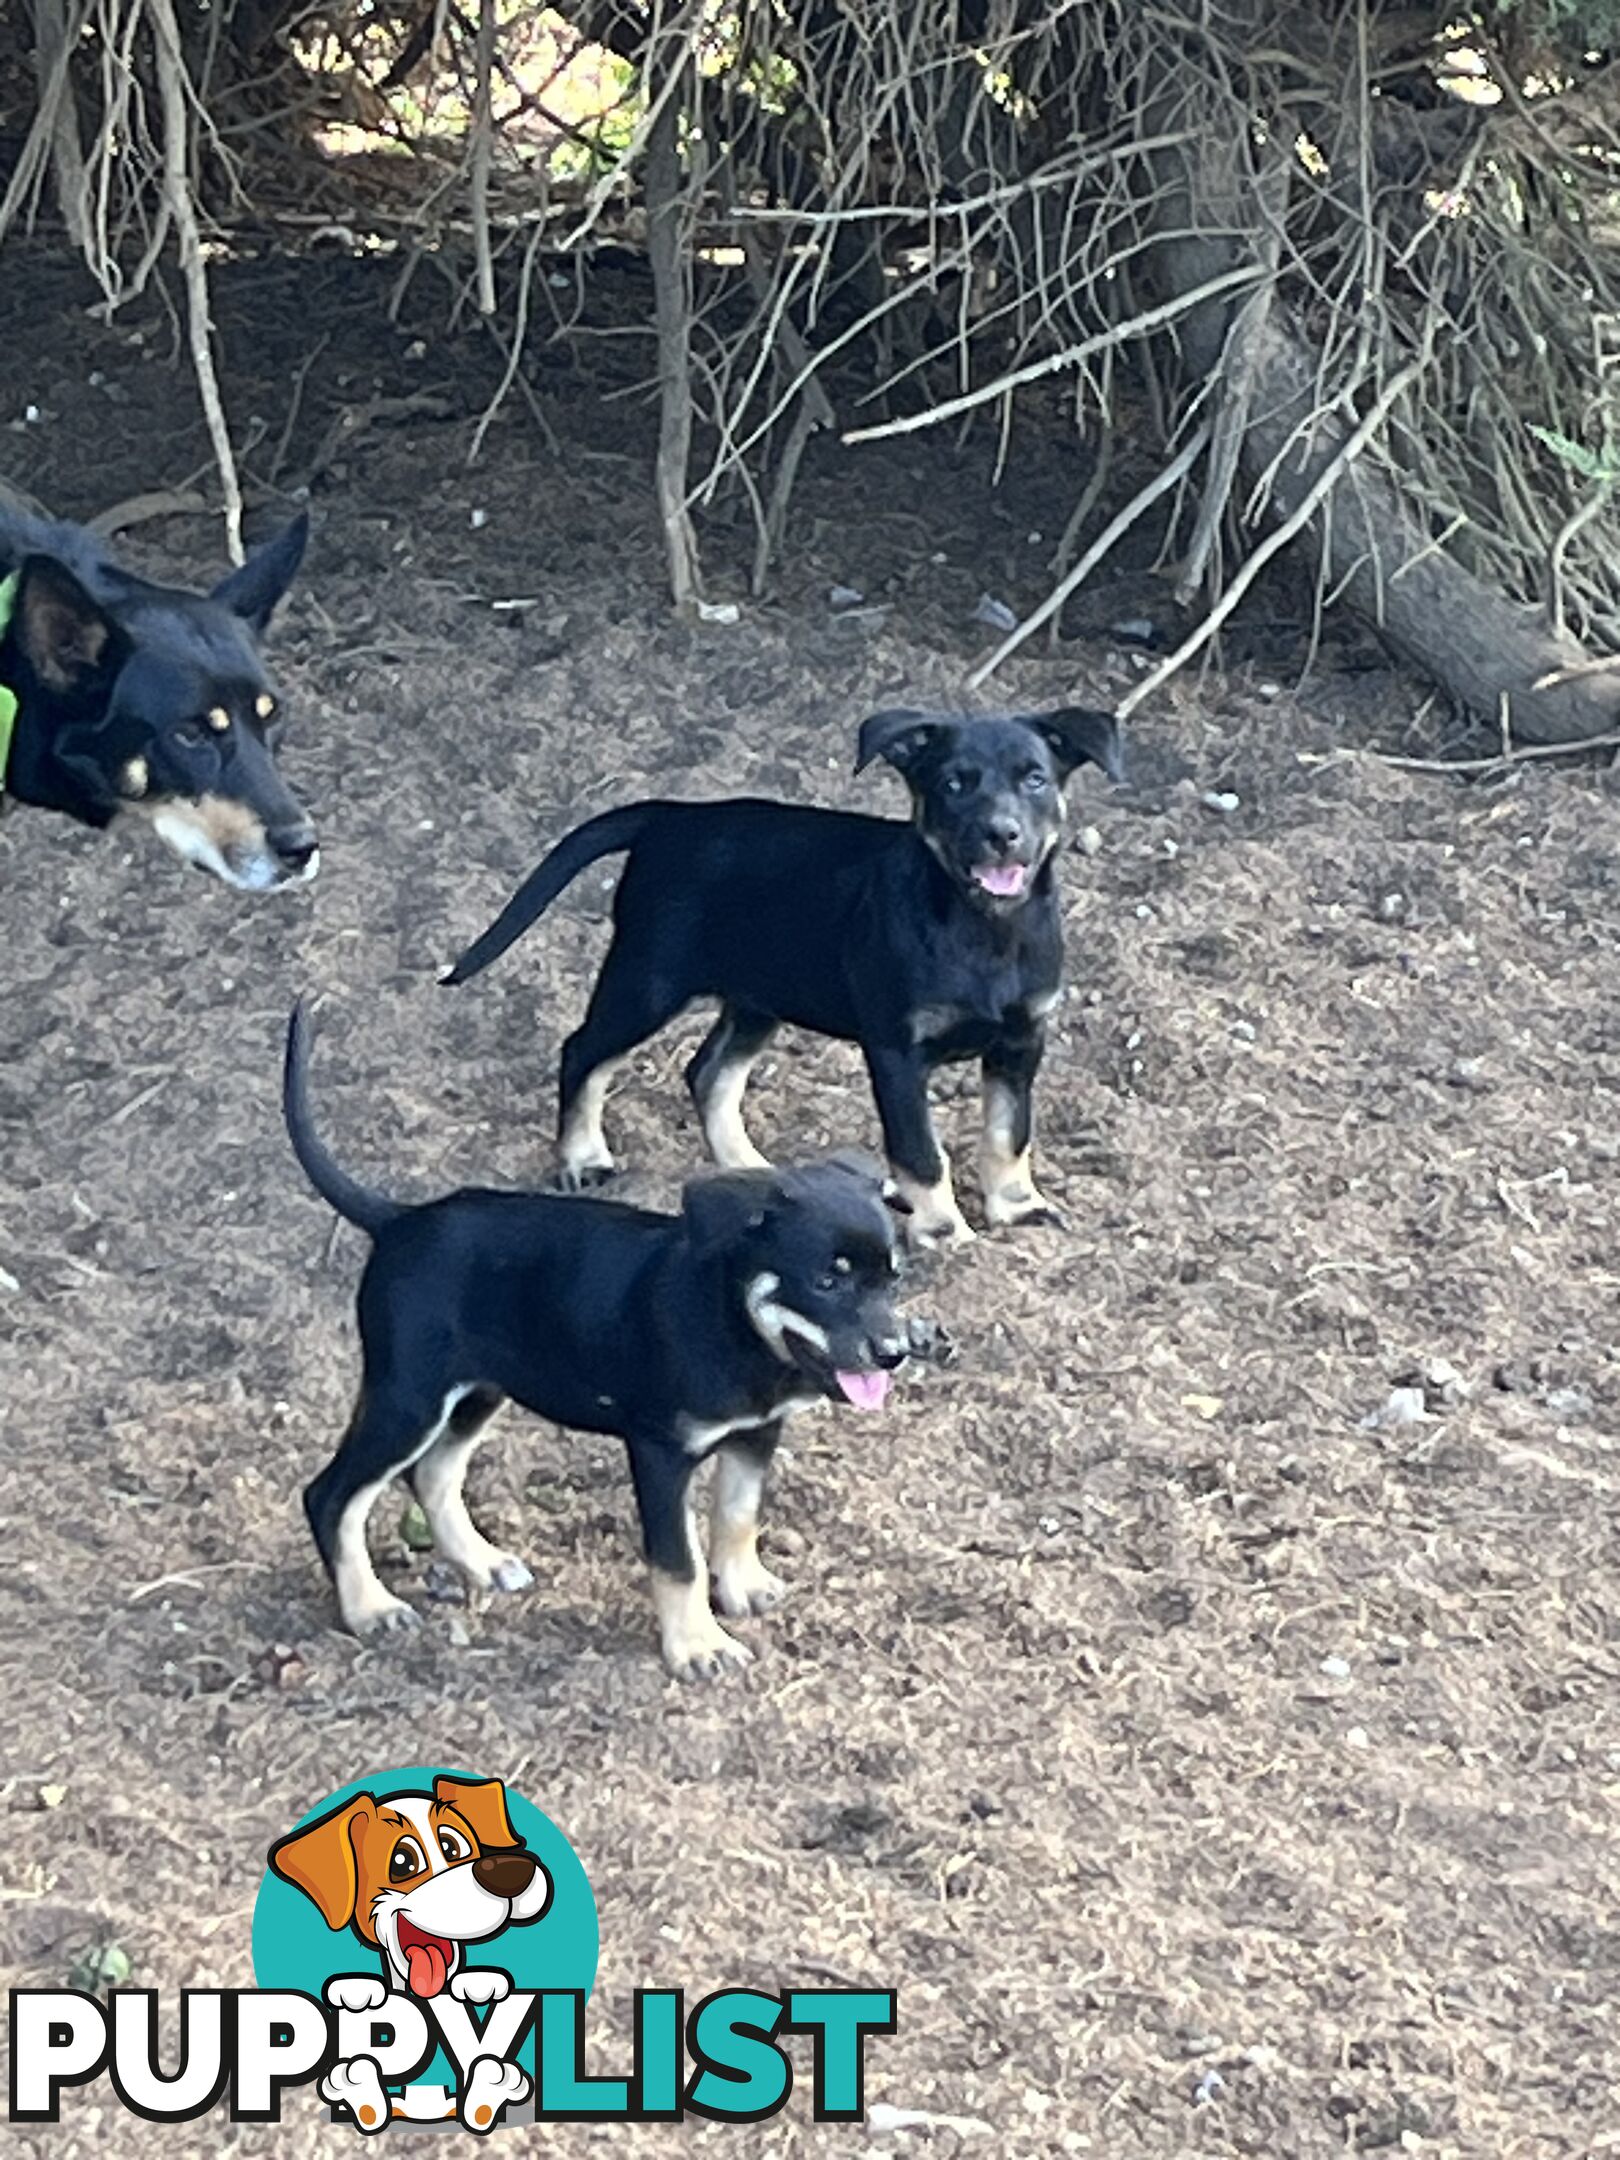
1345;1725;1370;1749
1320;1655;1351;1679
1201;789;1240;814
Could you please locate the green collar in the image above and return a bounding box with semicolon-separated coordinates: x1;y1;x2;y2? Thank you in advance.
0;570;17;799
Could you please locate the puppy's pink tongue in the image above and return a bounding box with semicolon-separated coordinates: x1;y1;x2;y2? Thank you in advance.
836;1370;892;1409
405;1941;449;1997
974;863;1027;897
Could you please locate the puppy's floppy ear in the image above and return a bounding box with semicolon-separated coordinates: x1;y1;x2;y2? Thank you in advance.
821;1146;910;1212
13;556;125;694
210;511;309;635
434;1774;519;1851
681;1169;775;1258
1023;705;1124;783
854;709;948;778
268;1794;376;1931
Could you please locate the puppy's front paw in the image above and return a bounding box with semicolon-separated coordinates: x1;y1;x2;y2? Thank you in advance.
905;1208;976;1253
711;1556;789;1620
325;1974;388;2014
662;1611;754;1683
461;2057;530;2132
984;1186;1066;1231
321;2059;391;2133
554;1158;616;1193
347;1591;424;1640
450;1967;511;2006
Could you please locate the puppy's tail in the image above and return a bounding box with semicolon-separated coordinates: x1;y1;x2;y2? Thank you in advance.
283;999;403;1239
441;803;658;986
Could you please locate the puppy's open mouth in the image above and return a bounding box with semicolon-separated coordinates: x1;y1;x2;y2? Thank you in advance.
395;1915;457;1997
971;861;1030;898
834;1368;892;1409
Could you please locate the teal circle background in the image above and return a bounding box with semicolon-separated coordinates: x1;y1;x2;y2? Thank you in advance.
251;1764;598;2084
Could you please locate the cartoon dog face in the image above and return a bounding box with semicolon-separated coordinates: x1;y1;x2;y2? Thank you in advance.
269;1775;553;1998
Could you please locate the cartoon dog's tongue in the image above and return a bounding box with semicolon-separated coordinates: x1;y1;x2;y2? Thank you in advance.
836;1369;892;1409
974;862;1028;897
402;1935;451;1998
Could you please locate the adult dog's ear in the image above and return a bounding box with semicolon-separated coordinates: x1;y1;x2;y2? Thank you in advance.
435;1774;519;1851
210;511;309;635
268;1794;376;1931
13;556;126;694
1023;705;1124;783
681;1170;775;1258
854;709;949;778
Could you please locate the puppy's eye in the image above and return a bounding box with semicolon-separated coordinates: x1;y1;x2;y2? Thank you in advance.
437;1827;471;1863
1022;769;1050;794
388;1836;427;1881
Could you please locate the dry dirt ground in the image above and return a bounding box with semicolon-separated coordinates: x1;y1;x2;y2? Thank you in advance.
1;247;1618;2160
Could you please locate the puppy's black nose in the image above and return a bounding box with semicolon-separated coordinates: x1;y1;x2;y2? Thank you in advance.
871;1334;908;1370
473;1849;537;1898
984;815;1022;854
271;824;318;871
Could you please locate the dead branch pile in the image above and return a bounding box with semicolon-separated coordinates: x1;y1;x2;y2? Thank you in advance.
6;0;1620;737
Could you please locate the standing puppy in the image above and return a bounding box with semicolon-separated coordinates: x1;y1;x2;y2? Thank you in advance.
446;706;1122;1246
284;1003;936;1679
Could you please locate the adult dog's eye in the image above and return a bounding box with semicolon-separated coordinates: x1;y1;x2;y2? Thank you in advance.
389;1836;427;1881
437;1827;471;1863
1022;769;1050;793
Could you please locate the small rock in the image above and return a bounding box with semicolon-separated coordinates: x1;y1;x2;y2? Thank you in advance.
1192;2068;1226;2106
972;593;1018;633
1360;1386;1428;1432
1201;789;1240;814
424;1562;469;1605
69;1943;132;1993
1543;1385;1592;1421
1319;1655;1351;1680
1076;825;1103;856
828;583;864;610
1377;891;1407;921
1180;1392;1223;1420
1345;1725;1371;1750
1446;1055;1489;1091
1421;1357;1468;1407
399;1501;434;1552
1111;616;1158;646
468;507;488;529
446;1615;472;1647
696;599;741;625
1256;680;1282;699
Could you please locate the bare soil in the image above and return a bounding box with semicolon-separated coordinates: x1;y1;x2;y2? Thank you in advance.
1;246;1617;2159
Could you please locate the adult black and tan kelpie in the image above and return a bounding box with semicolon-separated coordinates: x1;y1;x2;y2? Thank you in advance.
0;507;316;892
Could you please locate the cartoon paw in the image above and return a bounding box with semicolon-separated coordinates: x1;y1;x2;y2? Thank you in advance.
325;1974;389;2014
461;2056;530;2132
321;2058;391;2134
450;1967;511;2006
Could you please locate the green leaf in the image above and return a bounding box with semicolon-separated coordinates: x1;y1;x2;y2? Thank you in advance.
1528;424;1619;483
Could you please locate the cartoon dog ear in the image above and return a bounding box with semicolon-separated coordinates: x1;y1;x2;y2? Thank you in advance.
854;709;949;778
210;511;309;635
12;556;126;695
1021;705;1124;783
268;1794;376;1931
681;1170;776;1258
434;1774;520;1851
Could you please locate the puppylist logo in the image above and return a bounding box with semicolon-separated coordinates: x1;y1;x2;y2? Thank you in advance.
7;1764;896;2133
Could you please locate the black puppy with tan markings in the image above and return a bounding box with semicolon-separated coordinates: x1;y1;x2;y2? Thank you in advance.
445;705;1122;1247
284;1001;946;1680
0;508;316;891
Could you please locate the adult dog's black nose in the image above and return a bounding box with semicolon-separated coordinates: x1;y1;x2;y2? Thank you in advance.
473;1849;538;1898
271;822;319;873
984;814;1022;854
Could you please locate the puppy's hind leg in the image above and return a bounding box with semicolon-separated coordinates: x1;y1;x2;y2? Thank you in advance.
409;1387;532;1595
686;1004;777;1170
306;1387;458;1638
557;947;689;1190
